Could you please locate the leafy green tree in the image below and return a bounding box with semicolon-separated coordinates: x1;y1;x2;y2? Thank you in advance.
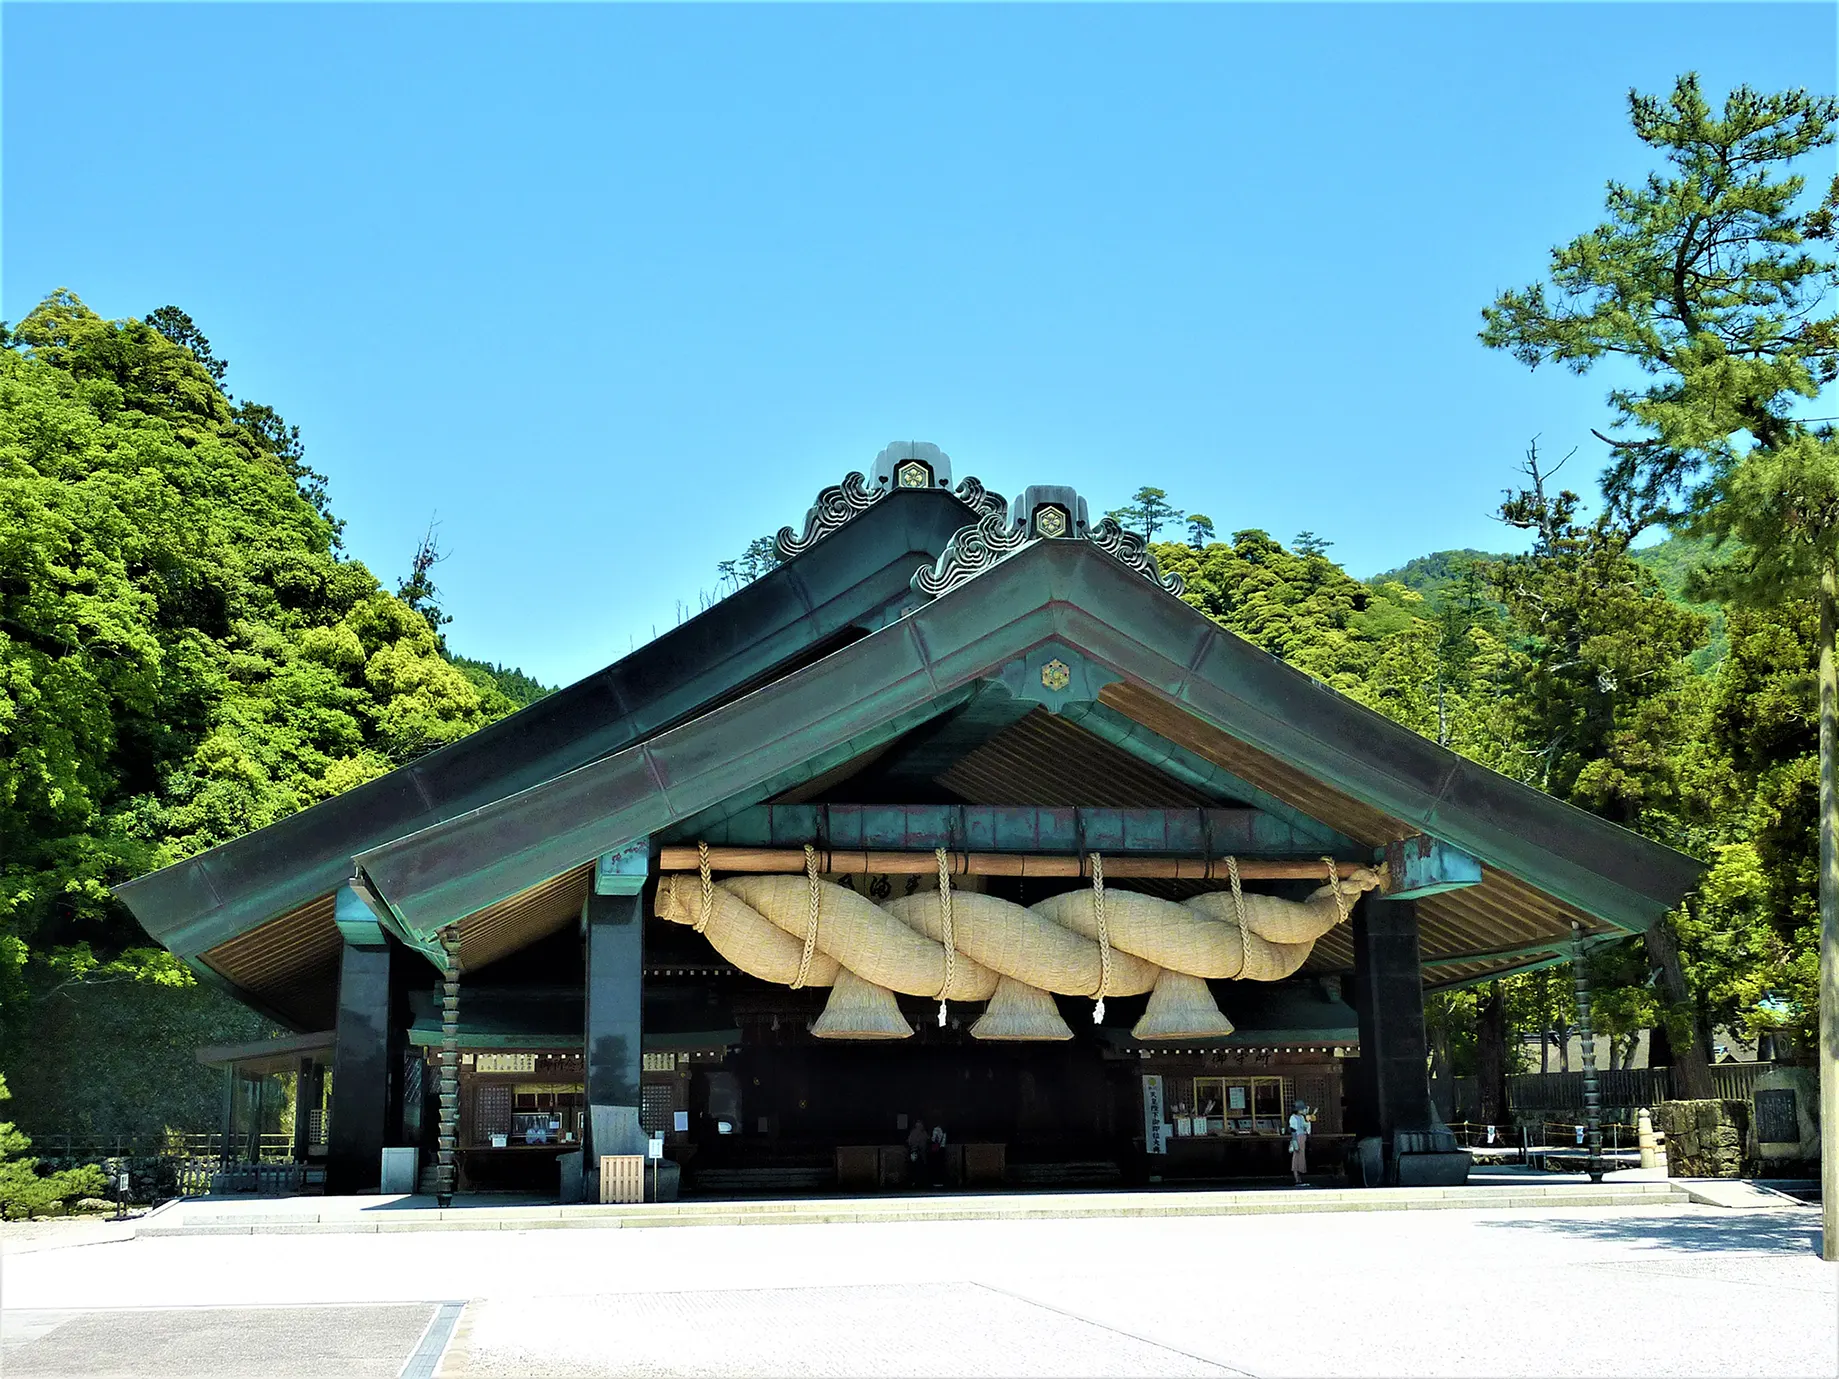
1185;514;1216;547
1492;444;1711;819
1480;77;1837;1129
1107;486;1184;542
0;1075;107;1218
144;306;226;386
1292;531;1332;559
716;534;783;590
397;519;452;646
0;291;516;1046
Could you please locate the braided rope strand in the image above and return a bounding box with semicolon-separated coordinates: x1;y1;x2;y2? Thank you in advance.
935;846;955;1027
1091;851;1111;1023
1226;854;1249;979
695;840;715;934
1323;856;1350;926
793;844;821;989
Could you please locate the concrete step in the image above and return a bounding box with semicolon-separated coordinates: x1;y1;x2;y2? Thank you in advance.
135;1180;1690;1237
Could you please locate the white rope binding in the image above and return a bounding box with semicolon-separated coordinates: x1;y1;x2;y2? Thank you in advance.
1091;851;1110;1023
935;847;955;1027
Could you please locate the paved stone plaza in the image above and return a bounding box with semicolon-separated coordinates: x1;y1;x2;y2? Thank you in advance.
1;1197;1832;1377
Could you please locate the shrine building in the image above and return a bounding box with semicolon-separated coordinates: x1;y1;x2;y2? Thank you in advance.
115;443;1703;1201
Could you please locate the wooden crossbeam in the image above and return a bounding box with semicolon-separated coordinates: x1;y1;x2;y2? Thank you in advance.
656;846;1358;881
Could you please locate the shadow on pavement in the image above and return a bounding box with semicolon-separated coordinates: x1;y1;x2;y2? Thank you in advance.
1474;1208;1826;1258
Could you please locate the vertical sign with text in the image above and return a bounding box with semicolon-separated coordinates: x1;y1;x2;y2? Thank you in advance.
1142;1074;1169;1154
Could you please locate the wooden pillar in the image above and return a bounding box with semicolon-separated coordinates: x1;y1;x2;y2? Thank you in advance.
1348;894;1466;1186
327;885;397;1194
584;843;649;1169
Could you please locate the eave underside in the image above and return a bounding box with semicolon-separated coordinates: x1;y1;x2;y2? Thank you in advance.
207;684;1620;1028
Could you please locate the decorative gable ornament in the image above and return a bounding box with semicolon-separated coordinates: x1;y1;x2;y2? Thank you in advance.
775;442;1005;558
910;483;1186;601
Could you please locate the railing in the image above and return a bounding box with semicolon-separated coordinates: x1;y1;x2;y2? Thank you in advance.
1483;1062;1777;1116
32;1131;296;1165
1447;1120;1636;1154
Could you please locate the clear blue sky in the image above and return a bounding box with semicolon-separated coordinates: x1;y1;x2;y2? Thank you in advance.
6;3;1834;688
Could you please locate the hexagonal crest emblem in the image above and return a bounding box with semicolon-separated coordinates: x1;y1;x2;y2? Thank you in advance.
896;460;932;489
1040;658;1072;692
1034;504;1069;538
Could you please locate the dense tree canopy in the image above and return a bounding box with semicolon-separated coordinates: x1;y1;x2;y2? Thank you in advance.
0;291;535;1026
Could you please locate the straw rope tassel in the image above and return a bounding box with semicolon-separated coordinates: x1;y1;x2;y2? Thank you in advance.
935;847;955;1027
1226;855;1249;980
792;844;822;989
1091;851;1110;1023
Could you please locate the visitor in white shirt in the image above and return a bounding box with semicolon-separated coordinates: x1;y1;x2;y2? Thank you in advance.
1288;1100;1313;1186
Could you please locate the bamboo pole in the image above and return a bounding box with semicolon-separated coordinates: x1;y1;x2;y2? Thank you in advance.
656;846;1359;882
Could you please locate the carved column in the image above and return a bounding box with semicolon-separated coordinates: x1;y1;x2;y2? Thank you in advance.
1572;923;1604;1182
436;927;461;1206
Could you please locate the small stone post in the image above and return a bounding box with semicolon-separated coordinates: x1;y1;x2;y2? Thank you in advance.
1571;923;1603;1182
436;927;461;1207
1636;1108;1658;1170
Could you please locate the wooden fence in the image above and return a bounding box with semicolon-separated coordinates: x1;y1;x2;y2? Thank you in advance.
1448;1062;1777;1120
32;1131;295;1165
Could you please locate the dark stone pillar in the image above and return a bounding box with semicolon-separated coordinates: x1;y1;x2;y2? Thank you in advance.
1348;895;1466;1186
584;888;645;1170
328;935;395;1193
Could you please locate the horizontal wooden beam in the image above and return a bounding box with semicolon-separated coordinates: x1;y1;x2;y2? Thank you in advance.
1379;836;1483;898
670;804;1347;858
657;846;1360;882
1421;937;1570;968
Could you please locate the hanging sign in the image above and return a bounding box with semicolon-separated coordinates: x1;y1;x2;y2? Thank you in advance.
1142;1075;1169;1155
475;1053;537;1074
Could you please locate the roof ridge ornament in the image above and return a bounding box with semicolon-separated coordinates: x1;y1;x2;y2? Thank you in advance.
911;486;1187;600
776;443;1001;559
911;508;1032;598
1088;515;1186;597
776;471;883;559
952;476;1008;520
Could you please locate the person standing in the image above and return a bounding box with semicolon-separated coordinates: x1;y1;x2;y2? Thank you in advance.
928;1120;948;1189
906;1117;928;1187
1288;1099;1313;1186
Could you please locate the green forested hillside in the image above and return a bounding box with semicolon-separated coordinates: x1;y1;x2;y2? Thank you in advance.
1366;549;1505;607
0;292;541;1133
452;657;555;708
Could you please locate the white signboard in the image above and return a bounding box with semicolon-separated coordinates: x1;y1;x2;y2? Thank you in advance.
1142;1075;1169;1155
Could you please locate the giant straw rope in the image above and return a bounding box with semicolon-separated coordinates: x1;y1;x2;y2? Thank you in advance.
657;851;1381;1041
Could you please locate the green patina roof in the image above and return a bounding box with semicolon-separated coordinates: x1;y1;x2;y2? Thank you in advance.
354;538;1702;949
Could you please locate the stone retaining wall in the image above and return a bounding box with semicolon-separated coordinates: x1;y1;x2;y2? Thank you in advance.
1651;1100;1755;1178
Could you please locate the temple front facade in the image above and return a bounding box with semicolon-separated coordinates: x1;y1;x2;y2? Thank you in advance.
117;444;1703;1201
